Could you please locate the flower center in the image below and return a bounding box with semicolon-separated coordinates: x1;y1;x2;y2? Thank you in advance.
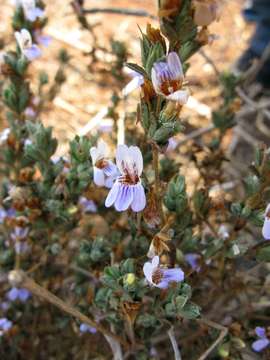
152;268;164;285
95;158;108;169
119;161;139;185
160;79;182;96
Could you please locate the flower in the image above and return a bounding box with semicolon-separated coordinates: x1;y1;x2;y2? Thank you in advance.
122;71;144;97
0;207;15;223
143;256;184;289
90;139;118;188
151;52;189;104
0;318;12;336
15;29;41;61
79;323;97;334
185;253;201;272
20;0;45;22
262;204;270;240
7;287;31;302
10;227;29;242
78;197;97;213
252;327;270;352
105;145;146;212
34;30;51;47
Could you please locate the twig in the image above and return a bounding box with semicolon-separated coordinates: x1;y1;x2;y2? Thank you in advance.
167;327;182;360
175;124;215;149
236;86;270;120
199;49;220;78
244;43;270;86
8;270;128;348
105;335;124;360
83;7;156;20
197;318;228;360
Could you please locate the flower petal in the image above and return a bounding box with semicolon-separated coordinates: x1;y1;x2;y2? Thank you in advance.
255;327;267;339
152;256;159;268
166;90;189;104
93;167;105;187
128;146;143;176
7;288;18;301
116;144;129;174
163;268;185;283
131;183;146;212
143;261;154;284
18;289;30;302
24;45;41;61
105;181;121;208
167;52;183;80
122;74;144;97
114;185;133;211
252;338;270;352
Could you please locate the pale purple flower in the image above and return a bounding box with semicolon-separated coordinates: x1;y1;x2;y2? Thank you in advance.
185;253;201;272
166;137;178;153
7;287;31;302
90;139;118;188
0;208;15;223
0;318;12;335
15;29;41;61
151;52;189;104
79;323;97;334
252;327;270;352
122;70;144;97
24;107;36;118
21;0;45;22
1;302;10;312
78;197;97;213
10;227;29;242
143;256;184;289
105;145;146;212
262;204;270;240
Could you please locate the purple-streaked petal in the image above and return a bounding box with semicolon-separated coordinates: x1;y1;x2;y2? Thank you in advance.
122;74;144;97
166;90;189;104
131;183;146;212
103;161;118;178
93;167;105;187
163;268;185;283
116;144;129;174
252;338;270;352
114;185;133;212
105;181;121;208
128;146;143;176
24;45;41;61
167;52;183;80
255;327;267;339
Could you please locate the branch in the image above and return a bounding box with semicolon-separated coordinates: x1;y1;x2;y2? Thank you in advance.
197;318;228;360
83;7;156;20
167;327;182;360
8;270;128;348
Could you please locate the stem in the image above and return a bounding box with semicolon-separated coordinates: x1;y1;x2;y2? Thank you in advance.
197;318;228;360
8;270;128;348
167;327;182;360
83;7;156;20
105;335;124;360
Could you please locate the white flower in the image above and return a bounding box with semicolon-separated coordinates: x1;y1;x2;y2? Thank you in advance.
151;52;189;104
90;139;118;188
262;204;270;240
105;145;146;212
143;256;184;289
15;29;41;61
